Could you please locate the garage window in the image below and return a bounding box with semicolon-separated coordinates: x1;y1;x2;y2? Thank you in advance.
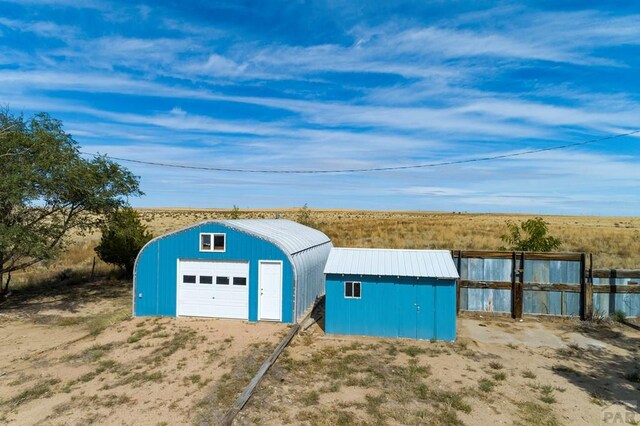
183;275;197;284
199;276;213;285
344;281;361;299
216;276;230;285
233;277;247;286
200;233;226;252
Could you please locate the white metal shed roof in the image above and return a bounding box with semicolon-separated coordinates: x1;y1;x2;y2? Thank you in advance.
220;219;330;255
324;248;459;279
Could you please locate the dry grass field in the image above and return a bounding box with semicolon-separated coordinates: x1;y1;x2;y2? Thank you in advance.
9;208;638;290
138;209;639;268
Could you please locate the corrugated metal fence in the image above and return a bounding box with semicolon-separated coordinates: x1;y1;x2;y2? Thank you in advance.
453;251;640;319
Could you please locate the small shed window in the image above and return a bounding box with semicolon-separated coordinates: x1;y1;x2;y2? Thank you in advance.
199;276;213;285
233;277;247;286
216;276;230;285
183;275;196;284
200;233;226;252
344;281;361;299
213;234;225;251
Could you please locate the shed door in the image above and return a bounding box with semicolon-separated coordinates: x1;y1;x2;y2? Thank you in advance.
177;260;249;319
397;282;418;338
258;261;282;321
415;283;436;340
397;281;436;340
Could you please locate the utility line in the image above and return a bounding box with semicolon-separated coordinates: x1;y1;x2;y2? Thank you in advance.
78;128;638;174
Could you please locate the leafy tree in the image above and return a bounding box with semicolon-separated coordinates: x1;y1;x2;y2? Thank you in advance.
500;217;561;252
95;208;153;277
0;110;142;297
296;203;314;226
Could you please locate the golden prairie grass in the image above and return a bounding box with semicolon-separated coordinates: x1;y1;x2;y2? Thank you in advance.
10;240;112;288
138;208;640;268
10;208;640;287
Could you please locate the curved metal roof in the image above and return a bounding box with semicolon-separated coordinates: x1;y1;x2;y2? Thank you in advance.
220;219;330;255
324;247;459;279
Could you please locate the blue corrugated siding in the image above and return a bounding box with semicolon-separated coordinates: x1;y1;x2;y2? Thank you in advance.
458;257;512;313
293;242;333;321
134;223;294;323
325;274;456;341
457;257;584;316
522;260;581;316
593;293;640;318
524;260;580;284
593;276;640;318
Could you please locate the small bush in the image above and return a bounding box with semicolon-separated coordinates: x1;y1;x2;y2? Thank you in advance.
611;310;627;323
540;391;556;404
500;217;561;251
9;378;60;407
95;207;153;277
401;346;427;357
488;361;504;370
296;204;314;227
478;378;495;393
298;390;320;406
493;372;507;381
229;205;241;219
591;309;608;324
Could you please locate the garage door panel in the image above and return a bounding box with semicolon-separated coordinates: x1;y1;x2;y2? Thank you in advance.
177;260;249;319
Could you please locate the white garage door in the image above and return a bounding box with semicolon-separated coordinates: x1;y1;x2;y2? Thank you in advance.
177;260;249;319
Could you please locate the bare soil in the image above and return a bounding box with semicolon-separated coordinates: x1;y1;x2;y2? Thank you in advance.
1;274;638;425
0;279;287;425
239;314;640;426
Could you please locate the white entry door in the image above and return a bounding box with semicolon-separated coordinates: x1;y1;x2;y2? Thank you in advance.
177;260;249;319
258;261;282;321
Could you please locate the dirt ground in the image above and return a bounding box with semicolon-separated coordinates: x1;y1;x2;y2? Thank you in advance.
1;279;639;425
239;315;640;426
0;279;288;425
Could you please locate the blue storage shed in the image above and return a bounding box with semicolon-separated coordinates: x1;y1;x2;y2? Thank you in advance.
133;220;332;323
324;248;459;340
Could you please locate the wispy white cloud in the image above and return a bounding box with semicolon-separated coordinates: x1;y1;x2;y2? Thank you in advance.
1;2;639;213
0;17;79;41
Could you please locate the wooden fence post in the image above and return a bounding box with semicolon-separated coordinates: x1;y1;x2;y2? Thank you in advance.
580;253;592;320
90;256;96;281
511;252;516;319
513;252;524;319
609;269;617;315
456;250;462;314
511;251;524;320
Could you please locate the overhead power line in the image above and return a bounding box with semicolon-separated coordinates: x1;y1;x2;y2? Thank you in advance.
80;129;639;174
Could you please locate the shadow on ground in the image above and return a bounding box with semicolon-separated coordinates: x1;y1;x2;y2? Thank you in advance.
0;270;130;316
552;322;640;413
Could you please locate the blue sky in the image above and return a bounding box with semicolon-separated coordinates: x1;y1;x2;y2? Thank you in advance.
1;1;639;215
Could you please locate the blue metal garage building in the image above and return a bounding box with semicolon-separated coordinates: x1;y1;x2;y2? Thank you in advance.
133;220;332;323
324;248;459;340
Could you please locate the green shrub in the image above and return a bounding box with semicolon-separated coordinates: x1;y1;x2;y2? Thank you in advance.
95;207;153;277
500;217;561;251
611;310;627;323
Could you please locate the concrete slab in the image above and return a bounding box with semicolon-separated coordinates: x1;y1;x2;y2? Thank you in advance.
460;318;609;350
